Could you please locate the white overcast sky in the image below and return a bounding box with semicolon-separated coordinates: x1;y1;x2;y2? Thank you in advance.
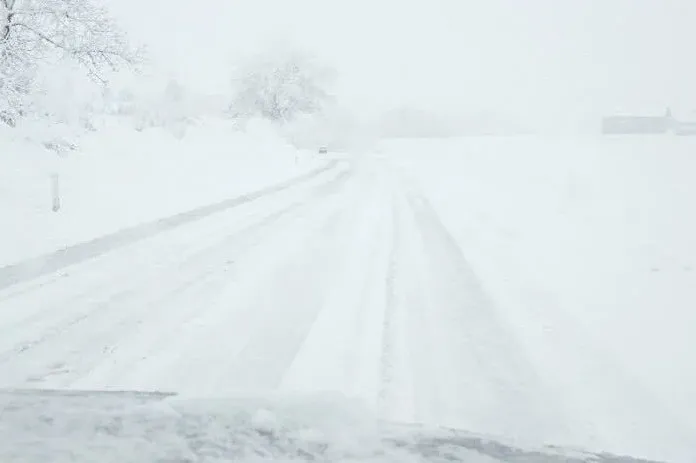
111;0;696;130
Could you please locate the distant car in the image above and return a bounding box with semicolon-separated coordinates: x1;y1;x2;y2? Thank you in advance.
318;146;328;154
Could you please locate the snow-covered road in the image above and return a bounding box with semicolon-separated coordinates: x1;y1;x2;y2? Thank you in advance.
0;150;692;462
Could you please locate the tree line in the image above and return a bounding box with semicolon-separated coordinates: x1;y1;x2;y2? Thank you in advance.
1;0;334;134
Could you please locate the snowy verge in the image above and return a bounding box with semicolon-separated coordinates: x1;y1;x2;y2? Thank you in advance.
0;160;342;290
1;117;324;266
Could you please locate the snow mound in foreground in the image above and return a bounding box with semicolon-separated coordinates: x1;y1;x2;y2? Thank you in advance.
0;389;660;462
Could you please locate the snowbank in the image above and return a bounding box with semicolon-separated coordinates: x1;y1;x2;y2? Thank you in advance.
0;118;322;266
383;135;696;462
0;389;653;462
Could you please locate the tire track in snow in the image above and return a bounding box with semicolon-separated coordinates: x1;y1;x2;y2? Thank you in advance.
0;169;354;388
0;160;342;291
154;175;359;394
215;206;349;392
75;168;355;392
0;163;347;308
275;163;396;400
0;164;351;342
0;194;299;358
401;183;567;440
0;205;299;386
344;223;388;397
378;195;400;415
375;175;440;424
386;161;694;458
104;172;358;390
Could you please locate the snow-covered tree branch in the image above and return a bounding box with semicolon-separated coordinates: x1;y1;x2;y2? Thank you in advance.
1;0;141;125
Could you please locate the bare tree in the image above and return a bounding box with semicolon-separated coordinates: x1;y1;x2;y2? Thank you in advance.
1;0;141;124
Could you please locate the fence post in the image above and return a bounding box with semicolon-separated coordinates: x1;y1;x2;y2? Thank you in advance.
51;174;61;212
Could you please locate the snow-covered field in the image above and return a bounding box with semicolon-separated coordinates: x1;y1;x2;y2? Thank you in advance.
385;135;696;461
1;118;322;266
1;134;694;462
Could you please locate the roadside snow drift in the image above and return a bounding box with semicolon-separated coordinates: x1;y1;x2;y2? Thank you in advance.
0;118;321;266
